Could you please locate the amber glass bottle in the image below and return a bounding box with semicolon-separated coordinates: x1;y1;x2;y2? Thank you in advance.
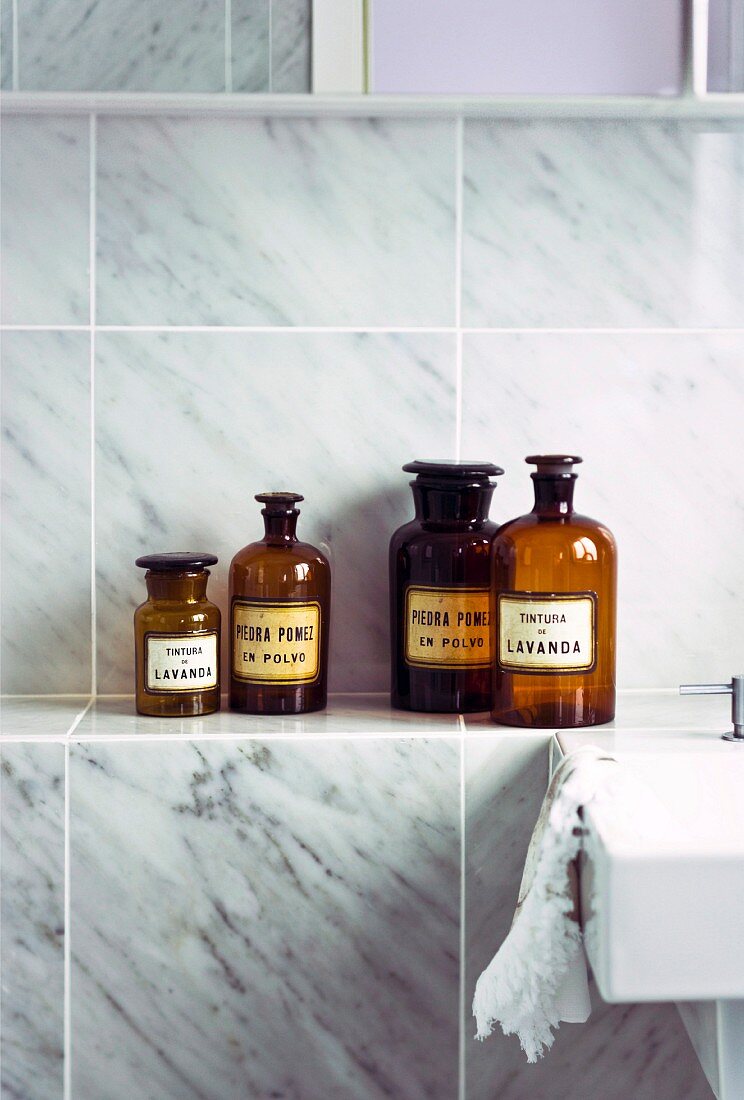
391;460;503;713
134;553;221;717
492;456;616;728
230;493;330;715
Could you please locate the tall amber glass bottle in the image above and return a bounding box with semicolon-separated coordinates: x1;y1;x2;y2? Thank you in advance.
230;493;330;715
492;456;616;728
134;553;221;718
391;460;503;713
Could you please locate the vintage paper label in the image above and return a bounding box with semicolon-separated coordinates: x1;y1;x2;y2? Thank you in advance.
232;600;321;684
497;592;596;673
145;632;219;693
404;586;492;669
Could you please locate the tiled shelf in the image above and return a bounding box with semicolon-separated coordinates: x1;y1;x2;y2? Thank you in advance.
0;693;462;740
3;91;744;118
1;689;734;742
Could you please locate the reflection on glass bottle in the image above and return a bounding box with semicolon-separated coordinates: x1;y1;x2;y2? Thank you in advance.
492;455;616;728
390;460;503;713
229;493;331;715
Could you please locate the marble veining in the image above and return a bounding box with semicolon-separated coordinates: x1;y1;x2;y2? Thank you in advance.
95;117;456;326
94;330;455;693
463;120;744;327
17;0;225;91
269;0;311;92
1;116;89;325
465;736;713;1099
461;331;744;689
1;332;92;693
70;738;459;1099
0;742;65;1100
230;0;270;92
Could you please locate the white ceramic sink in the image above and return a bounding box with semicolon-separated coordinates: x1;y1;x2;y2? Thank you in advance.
555;692;744;1098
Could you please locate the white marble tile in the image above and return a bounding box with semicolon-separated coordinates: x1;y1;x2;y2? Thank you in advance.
463;120;744;327
74;694;460;737
1;332;92;693
17;0;225;90
1;742;65;1099
94;331;455;693
230;0;270;92
269;0;311;92
96;117;456;325
1;0;12;88
461;332;744;689
1;116;89;324
70;738;459;1099
464;734;713;1099
1;696;91;739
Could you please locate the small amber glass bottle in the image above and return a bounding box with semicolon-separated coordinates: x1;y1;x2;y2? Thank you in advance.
134;553;221;717
229;493;331;715
390;460;504;713
491;455;617;728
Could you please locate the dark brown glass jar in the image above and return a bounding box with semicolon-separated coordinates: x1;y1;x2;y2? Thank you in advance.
229;493;331;715
390;460;503;713
134;553;221;717
492;455;617;728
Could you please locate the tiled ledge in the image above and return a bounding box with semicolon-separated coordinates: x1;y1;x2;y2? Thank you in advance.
2;91;744;118
0;689;733;742
0;693;462;740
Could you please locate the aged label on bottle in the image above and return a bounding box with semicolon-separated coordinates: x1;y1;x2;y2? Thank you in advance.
232;600;321;684
145;632;219;693
404;586;492;669
497;592;596;673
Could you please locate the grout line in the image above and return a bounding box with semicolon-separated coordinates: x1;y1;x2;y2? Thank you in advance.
267;0;273;93
63;739;72;1100
4;324;744;336
225;0;233;93
66;697;94;738
11;0;19;89
454;115;464;461
458;712;467;1100
64;679;92;1098
89;113;97;697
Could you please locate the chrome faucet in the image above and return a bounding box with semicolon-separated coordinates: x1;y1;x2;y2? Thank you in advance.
679;676;744;742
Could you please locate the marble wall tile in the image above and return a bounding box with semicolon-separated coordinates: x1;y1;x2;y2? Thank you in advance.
70;737;460;1099
1;115;89;325
1;742;65;1100
230;0;270;92
270;0;311;92
1;0;12;88
94;331;455;693
1;332;92;693
463;120;744;327
95;117;456;326
464;734;713;1099
17;0;225;91
461;332;744;688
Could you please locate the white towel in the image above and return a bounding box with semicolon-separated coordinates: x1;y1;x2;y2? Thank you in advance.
472;745;620;1062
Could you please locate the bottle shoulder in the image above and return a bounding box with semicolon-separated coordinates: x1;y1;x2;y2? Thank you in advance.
231;540;330;569
495;512;615;546
390;519;499;549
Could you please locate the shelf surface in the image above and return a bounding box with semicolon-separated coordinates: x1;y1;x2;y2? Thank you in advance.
0;689;733;742
3;91;744;119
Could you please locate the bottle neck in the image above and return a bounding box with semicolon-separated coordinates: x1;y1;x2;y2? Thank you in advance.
262;511;299;544
531;475;576;516
412;482;494;529
145;571;208;602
